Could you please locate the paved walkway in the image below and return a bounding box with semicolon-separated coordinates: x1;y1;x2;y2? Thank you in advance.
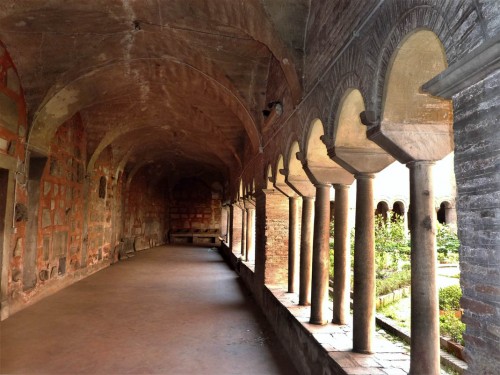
0;246;298;375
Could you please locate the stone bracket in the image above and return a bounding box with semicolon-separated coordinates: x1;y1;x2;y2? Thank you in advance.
422;34;500;98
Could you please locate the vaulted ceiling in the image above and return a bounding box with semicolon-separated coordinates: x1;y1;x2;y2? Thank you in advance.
0;0;309;186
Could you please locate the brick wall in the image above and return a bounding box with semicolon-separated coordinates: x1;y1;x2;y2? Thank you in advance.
453;69;500;374
255;189;289;287
124;167;166;249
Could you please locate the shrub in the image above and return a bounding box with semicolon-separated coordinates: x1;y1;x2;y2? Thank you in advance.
374;213;410;277
439;285;462;311
376;269;411;296
436;223;460;263
440;312;465;345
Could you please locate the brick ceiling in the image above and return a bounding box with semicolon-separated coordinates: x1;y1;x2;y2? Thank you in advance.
0;0;309;185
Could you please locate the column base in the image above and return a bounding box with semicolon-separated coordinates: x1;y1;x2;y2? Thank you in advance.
309;318;328;325
353;347;374;354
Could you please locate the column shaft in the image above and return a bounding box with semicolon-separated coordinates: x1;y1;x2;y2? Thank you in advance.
241;205;247;258
299;197;314;305
310;184;331;325
288;197;300;293
409;161;440;375
332;184;350;324
245;207;255;262
353;174;375;353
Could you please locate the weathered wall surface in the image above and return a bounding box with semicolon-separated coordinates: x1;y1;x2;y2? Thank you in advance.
168;178;221;232
123;167;166;250
453;69;500;374
0;41;27;319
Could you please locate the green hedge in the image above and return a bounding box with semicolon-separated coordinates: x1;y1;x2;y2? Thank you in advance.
439;285;462;311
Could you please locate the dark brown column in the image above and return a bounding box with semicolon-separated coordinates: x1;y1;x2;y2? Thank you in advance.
310;184;331;325
240;202;247;258
230;203;242;255
353;174;375;353
299;196;314;305
288;197;300;293
408;161;440;375
332;184;350;325
245;206;255;262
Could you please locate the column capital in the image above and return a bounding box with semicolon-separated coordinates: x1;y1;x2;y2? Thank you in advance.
314;183;332;189
406;160;436;169
354;173;375;180
333;183;351;190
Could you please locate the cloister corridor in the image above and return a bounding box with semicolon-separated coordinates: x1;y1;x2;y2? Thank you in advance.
0;246;297;375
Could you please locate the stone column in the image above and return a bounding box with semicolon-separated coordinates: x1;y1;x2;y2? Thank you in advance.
332;184;350;325
240;203;247;258
310;184;331;325
245;206;255;262
353;174;375;353
288;197;300;293
408;161;439;375
299;196;315;305
230;203;242;255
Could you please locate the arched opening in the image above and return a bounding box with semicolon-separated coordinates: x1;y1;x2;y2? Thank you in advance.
375;201;389;222
437;201;448;224
392;201;405;220
379;29;456;373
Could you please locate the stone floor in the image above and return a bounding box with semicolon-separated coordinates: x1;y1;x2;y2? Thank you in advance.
0;246;298;375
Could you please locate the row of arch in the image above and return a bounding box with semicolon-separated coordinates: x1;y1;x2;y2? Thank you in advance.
231;29;455;375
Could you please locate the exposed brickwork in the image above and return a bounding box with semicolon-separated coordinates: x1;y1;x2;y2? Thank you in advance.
453;69;500;375
124;167;166;250
255;189;289;287
230;204;243;255
168;178;221;232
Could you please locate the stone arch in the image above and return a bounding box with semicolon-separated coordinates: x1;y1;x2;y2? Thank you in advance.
370;28;453;163
368;3;462;114
326;71;364;138
330;88;393;174
303;119;352;185
436;200;456;226
29;59;260;156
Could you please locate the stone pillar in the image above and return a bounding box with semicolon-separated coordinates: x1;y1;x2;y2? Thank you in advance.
408;161;439;375
310;184;331;325
353;174;375;353
230;204;242;255
332;184;350;325
254;189;289;287
240;202;247;258
288;197;300;293
299;196;315;306
245;206;255;262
